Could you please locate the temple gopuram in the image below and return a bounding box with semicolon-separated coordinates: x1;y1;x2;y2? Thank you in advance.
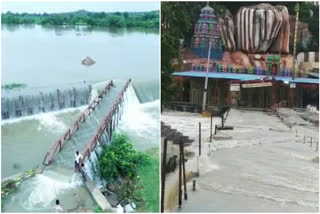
191;5;223;60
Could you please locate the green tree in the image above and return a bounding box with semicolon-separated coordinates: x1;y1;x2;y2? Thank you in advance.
161;2;200;108
1;10;159;29
123;12;129;20
107;15;126;27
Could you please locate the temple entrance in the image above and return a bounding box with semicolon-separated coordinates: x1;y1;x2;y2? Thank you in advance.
240;87;272;108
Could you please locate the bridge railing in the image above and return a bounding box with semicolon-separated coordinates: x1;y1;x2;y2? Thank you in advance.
272;100;287;115
43;81;114;166
81;79;131;164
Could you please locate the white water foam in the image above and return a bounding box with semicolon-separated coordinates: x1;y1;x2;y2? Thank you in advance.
37;113;68;133
1;105;87;126
118;84;159;146
89;80;111;103
1;81;111;126
22;173;82;211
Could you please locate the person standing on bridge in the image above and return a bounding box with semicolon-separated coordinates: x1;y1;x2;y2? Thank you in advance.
75;151;82;173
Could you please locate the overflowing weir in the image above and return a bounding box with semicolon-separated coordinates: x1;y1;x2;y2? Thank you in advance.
38;79;131;211
1;85;92;120
2;79;160;212
43;80;129;167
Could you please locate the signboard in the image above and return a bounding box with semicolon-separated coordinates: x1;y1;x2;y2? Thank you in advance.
242;82;272;88
290;83;296;88
230;84;240;91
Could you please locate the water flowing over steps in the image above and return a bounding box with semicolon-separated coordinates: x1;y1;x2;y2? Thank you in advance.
45;80;126;171
2;85;92;120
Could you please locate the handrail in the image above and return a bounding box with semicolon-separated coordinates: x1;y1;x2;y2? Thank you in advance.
81;79;131;164
272;100;287;112
43;81;113;166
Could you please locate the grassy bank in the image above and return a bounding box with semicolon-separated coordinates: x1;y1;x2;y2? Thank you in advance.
138;147;159;212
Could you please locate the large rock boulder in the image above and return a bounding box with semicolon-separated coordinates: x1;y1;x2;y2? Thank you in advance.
281;54;295;69
219;9;236;51
235;3;290;54
297;52;319;71
269;6;290;53
229;51;252;67
289;16;312;51
81;56;96;66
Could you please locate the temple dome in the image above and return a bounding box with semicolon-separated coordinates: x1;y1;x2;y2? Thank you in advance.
201;5;214;14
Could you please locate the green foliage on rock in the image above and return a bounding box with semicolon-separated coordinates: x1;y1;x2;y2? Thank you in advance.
24;169;37;178
1;168;38;201
1;178;22;200
93;206;103;213
98;133;161;212
99;133;148;182
118;176;144;208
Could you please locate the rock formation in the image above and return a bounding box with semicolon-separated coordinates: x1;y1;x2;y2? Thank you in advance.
289;16;312;50
235;3;289;54
269;6;290;53
297;52;319;71
81;56;96;66
183;3;316;73
218;9;236;51
221;51;252;68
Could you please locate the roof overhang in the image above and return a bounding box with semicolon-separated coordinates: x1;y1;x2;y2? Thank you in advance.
172;71;319;85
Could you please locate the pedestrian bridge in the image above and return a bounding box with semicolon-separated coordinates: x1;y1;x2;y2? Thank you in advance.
41;79;131;211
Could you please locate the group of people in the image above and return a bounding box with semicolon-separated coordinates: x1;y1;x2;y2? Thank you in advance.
55;151;88;212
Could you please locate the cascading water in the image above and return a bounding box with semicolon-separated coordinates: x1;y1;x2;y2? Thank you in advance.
2;79;159;212
1;80;127;212
2;22;159;213
1;85;92;120
131;80;159;103
117;80;160;151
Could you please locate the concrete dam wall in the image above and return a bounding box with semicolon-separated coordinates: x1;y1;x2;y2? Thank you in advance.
2;85;92;119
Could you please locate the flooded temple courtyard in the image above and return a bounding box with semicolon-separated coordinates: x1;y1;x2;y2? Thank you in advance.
161;108;319;212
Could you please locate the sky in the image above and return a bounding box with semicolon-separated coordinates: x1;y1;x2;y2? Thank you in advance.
1;1;159;13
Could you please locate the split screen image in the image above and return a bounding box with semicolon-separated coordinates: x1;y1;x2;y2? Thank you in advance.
1;1;319;213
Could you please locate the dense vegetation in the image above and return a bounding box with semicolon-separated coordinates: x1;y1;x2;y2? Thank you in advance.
99;133;147;181
2;83;26;90
1;10;159;28
99;133;158;211
161;2;319;106
161;2;195;108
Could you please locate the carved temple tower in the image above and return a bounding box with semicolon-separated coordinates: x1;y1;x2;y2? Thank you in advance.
191;4;223;60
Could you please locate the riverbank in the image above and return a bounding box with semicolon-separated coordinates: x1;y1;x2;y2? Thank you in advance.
1;10;159;29
161;109;319;212
138;147;159;212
